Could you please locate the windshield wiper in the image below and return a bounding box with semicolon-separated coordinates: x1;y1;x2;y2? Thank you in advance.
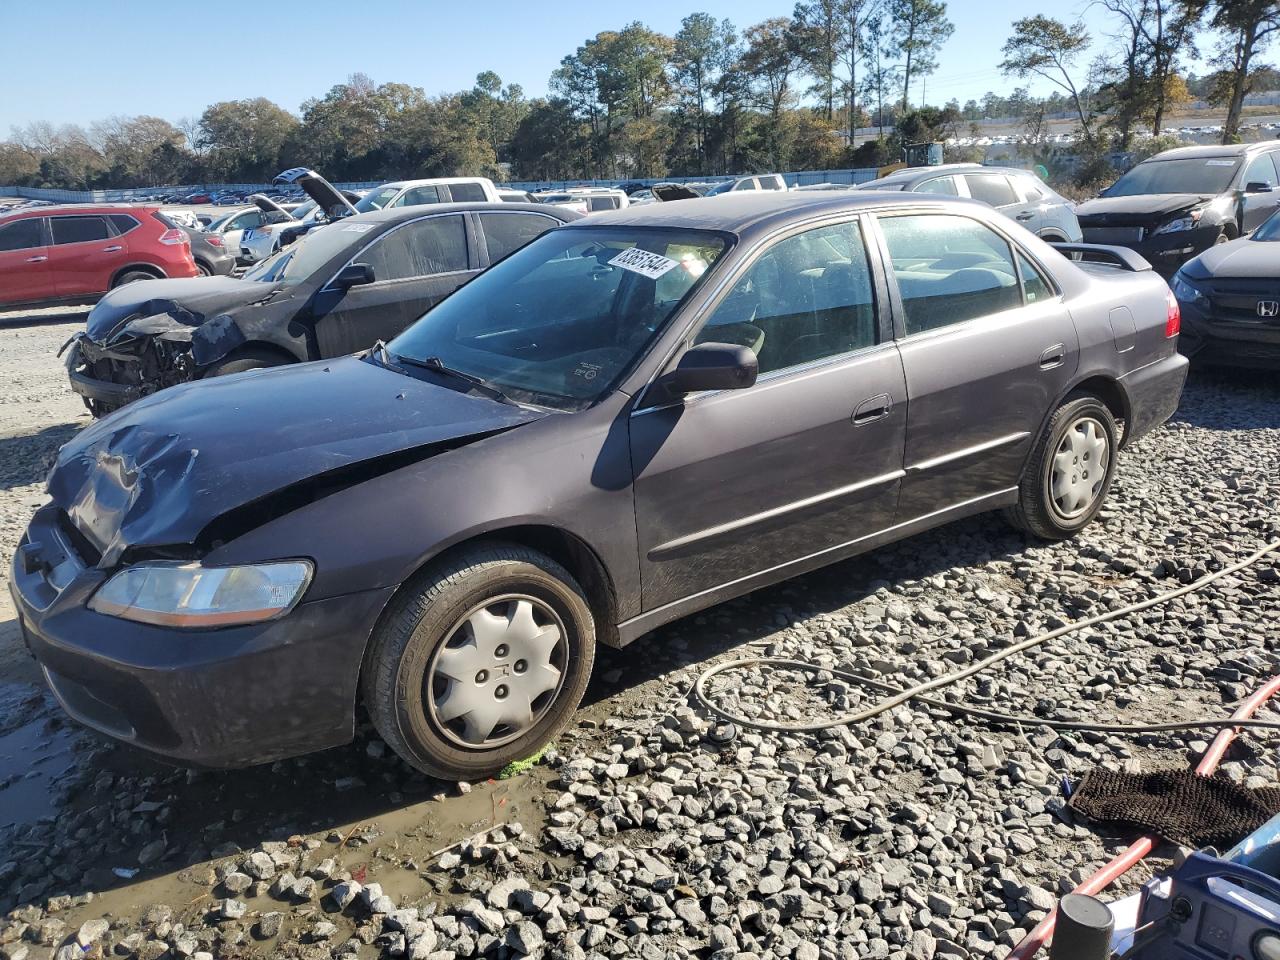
367;339;391;367
393;354;514;404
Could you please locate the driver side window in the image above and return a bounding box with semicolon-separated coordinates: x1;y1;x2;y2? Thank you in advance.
1243;153;1278;189
693;220;877;376
360;215;468;282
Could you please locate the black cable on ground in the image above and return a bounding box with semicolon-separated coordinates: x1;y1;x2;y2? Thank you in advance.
693;540;1280;737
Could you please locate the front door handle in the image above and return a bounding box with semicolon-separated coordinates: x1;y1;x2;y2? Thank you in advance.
852;393;892;425
1015;211;1035;221
26;255;47;263
102;245;123;253
1039;343;1067;369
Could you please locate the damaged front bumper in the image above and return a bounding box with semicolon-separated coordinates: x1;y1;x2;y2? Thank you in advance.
62;324;198;413
11;504;393;768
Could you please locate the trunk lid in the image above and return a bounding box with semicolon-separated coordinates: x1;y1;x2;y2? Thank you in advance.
272;168;359;219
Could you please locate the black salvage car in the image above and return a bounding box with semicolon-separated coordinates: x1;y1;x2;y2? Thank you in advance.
14;193;1187;780
1172;207;1280;368
63;202;579;415
1075;143;1280;277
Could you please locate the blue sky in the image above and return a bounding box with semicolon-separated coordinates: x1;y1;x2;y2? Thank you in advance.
2;0;1213;131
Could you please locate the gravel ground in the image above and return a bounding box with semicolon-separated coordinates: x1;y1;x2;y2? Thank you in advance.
0;306;1277;960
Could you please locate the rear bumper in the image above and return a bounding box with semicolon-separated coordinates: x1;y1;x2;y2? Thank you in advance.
11;505;393;768
1177;301;1280;369
1118;351;1189;445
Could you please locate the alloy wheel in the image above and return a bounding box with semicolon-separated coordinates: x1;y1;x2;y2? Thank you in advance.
1050;416;1109;520
425;594;567;748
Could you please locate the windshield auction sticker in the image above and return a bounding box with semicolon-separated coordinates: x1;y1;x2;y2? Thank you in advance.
608;248;680;279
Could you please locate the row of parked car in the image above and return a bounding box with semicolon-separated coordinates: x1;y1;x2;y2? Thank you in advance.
11;170;1191;781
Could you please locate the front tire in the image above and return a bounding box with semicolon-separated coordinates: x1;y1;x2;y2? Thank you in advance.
1006;395;1119;540
201;347;291;378
363;543;596;780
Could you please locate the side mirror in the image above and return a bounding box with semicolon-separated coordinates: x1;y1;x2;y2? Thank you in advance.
333;263;375;289
659;342;758;398
1245;181;1275;194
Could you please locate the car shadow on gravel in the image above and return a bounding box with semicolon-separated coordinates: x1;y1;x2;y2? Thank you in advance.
587;515;1030;707
0;422;82;490
1174;366;1280;430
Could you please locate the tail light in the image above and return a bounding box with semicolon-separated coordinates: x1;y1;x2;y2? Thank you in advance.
1165;289;1181;338
205;234;224;247
158;228;188;246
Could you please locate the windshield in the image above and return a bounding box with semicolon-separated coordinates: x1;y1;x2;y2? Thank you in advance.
388;227;730;409
241;220;366;285
291;200;319;222
706;181;736;196
1253;208;1280;241
862;180;906;191
1106;157;1241;197
354;186;401;213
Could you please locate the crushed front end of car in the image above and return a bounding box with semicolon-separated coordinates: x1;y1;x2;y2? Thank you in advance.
63;313;200;416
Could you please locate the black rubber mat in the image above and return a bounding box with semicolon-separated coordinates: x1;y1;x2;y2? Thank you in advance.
1067;768;1280;848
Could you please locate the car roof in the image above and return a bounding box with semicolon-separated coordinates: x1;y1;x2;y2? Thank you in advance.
0;203;159;218
375;177;492;190
563;191;985;237
339;201;580;225
1145;143;1265;161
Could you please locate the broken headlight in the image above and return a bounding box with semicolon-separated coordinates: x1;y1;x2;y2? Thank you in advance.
88;560;313;628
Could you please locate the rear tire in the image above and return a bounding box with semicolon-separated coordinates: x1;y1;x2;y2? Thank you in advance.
195;260;213;277
112;269;158;288
1005;394;1118;540
201;347;292;378
362;543;596;780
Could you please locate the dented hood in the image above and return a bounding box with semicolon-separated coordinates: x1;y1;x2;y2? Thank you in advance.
85;276;272;343
48;356;547;565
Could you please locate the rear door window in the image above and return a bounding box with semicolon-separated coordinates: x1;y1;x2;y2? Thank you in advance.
479;212;559;262
395;185;441;207
0;218;44;251
359;215;469;281
915;176;958;195
447;182;488;202
963;175;1019;208
1015;250;1053;304
878;213;1022;334
50;216;111;244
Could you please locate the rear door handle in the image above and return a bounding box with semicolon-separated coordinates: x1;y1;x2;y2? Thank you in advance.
26;255;47;263
102;245;123;253
852;393;892;425
1039;343;1067;369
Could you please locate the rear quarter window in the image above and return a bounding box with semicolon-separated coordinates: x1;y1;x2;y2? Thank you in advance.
109;214;140;235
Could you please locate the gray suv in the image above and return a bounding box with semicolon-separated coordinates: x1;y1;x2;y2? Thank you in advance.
859;164;1083;243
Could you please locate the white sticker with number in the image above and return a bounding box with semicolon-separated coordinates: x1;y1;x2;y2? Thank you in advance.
607;247;680;279
342;223;376;233
1205;159;1235;166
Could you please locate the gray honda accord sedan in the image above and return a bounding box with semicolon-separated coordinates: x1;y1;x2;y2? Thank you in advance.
12;192;1187;779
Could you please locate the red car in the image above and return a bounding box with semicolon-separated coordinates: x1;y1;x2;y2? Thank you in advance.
0;205;198;309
